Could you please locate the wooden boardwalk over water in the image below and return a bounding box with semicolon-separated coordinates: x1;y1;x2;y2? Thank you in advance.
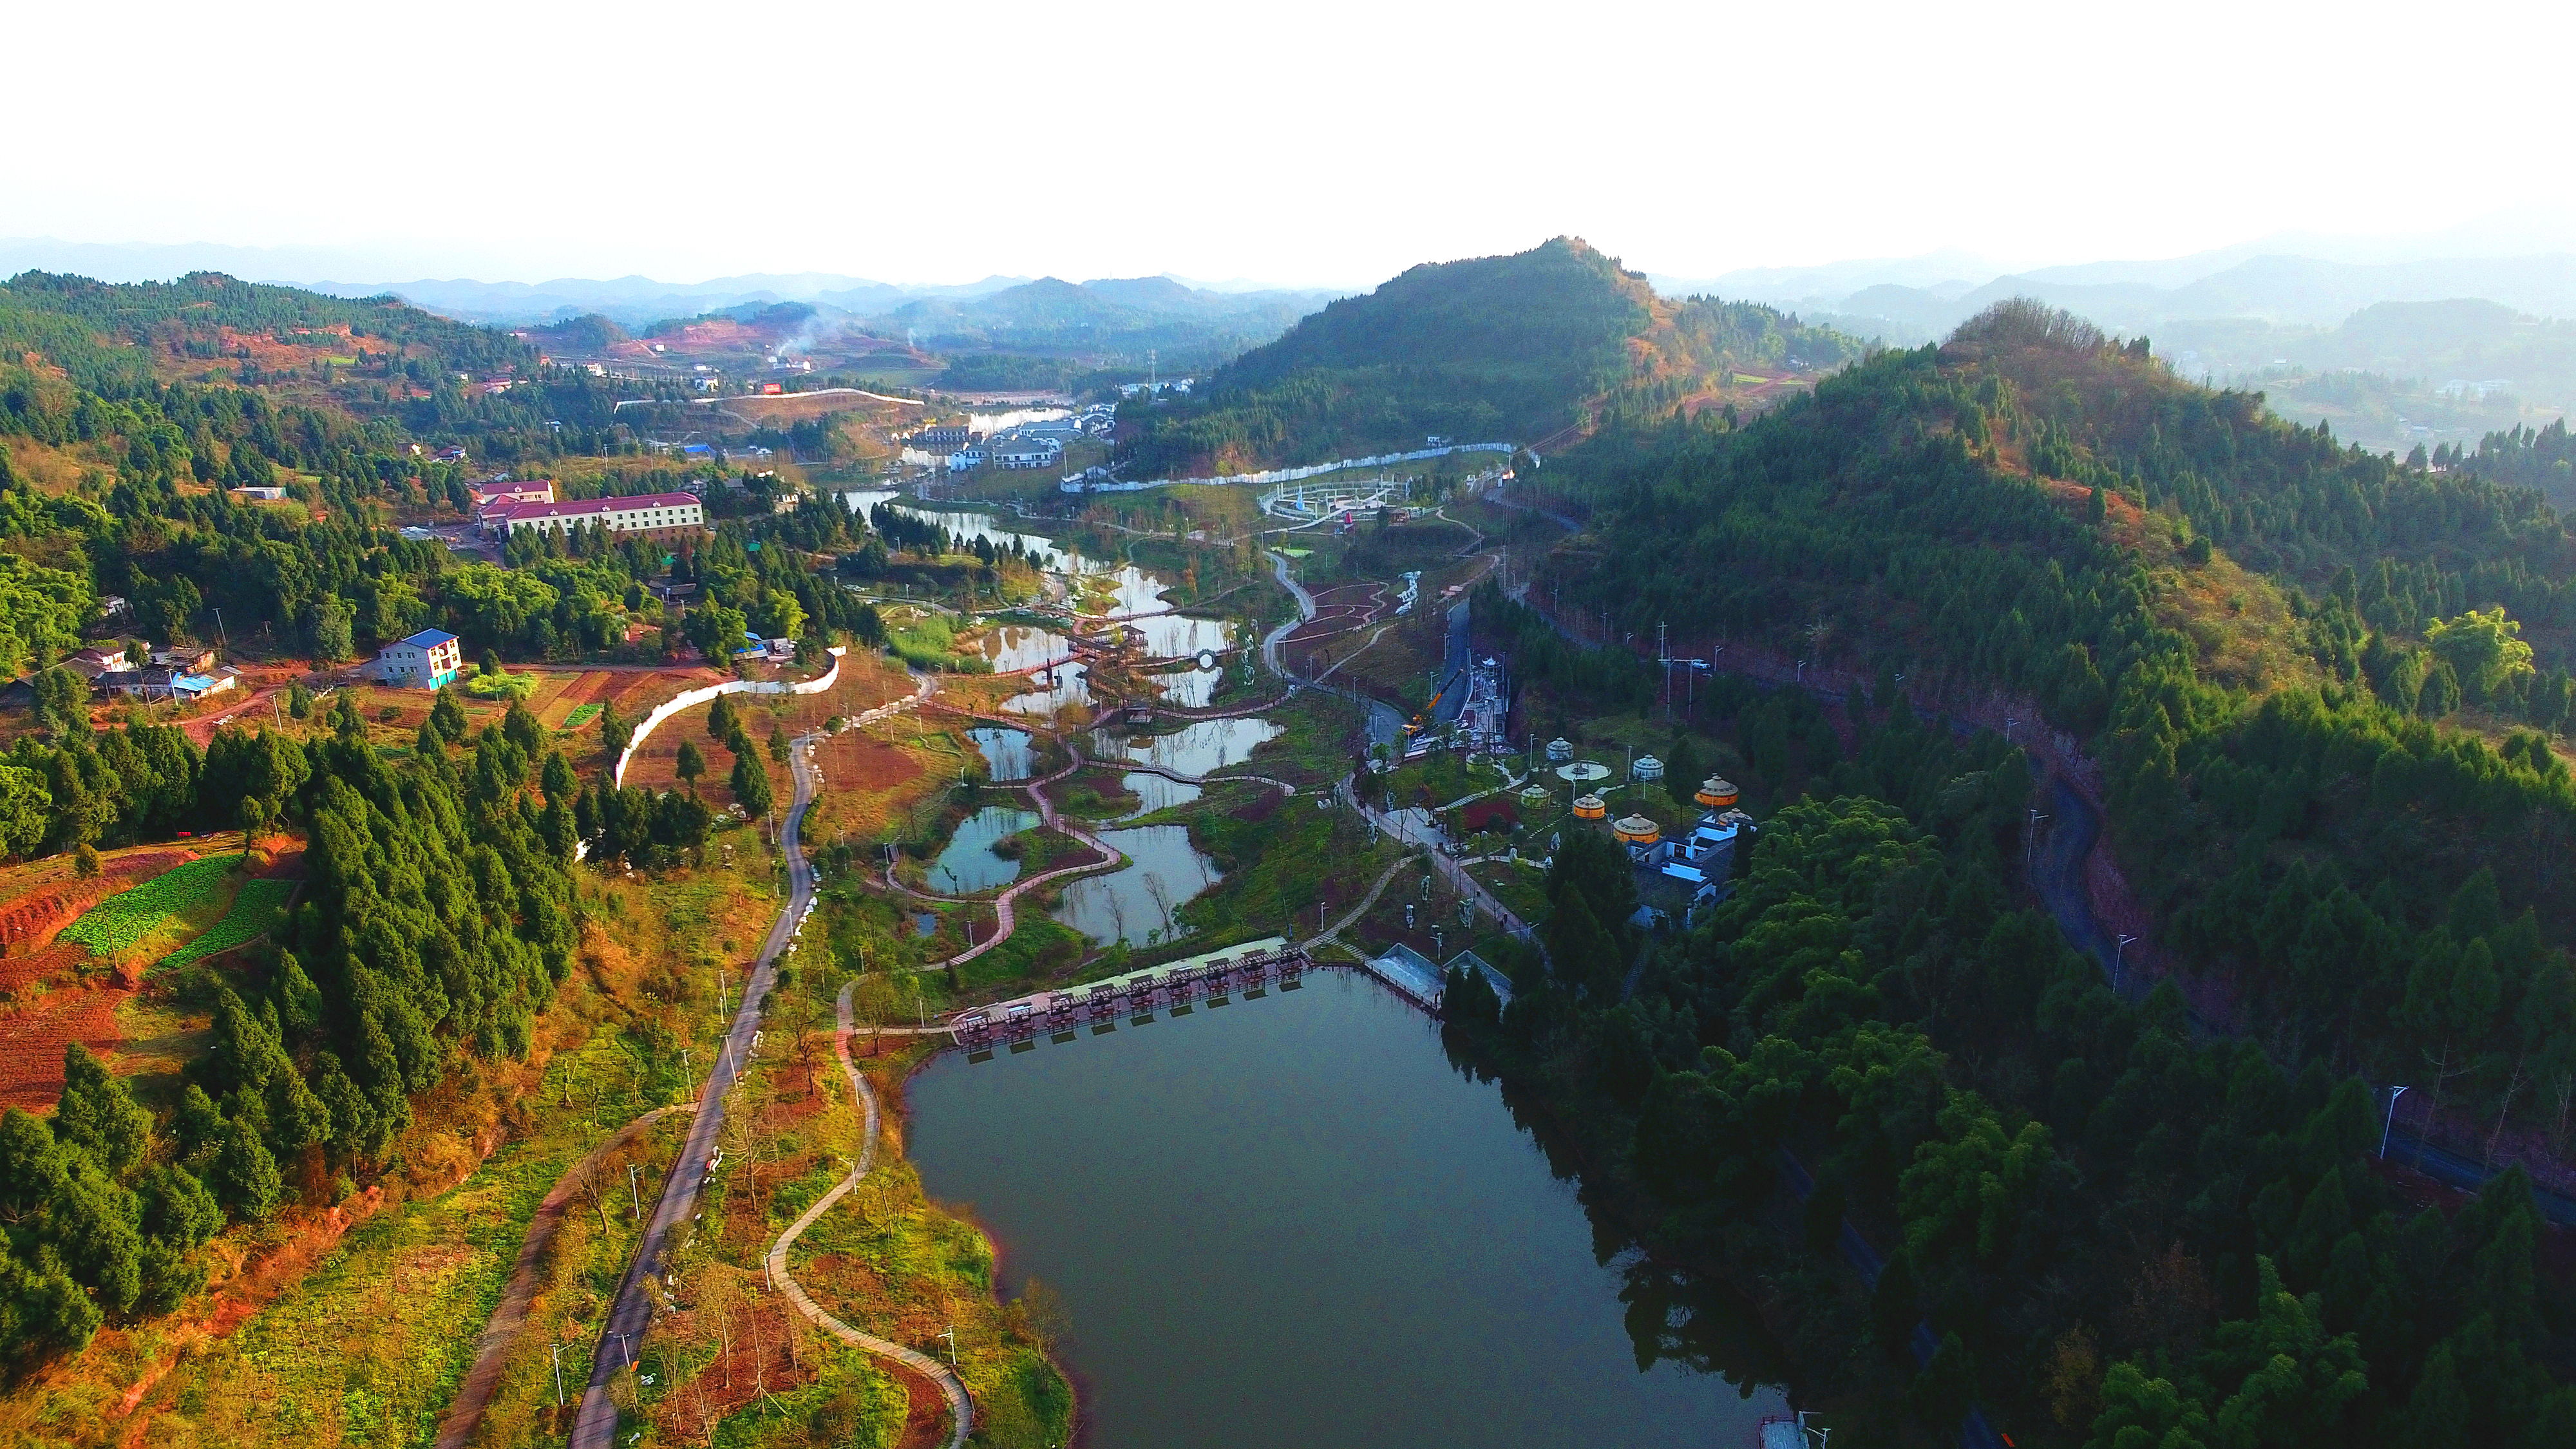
952;939;1446;1054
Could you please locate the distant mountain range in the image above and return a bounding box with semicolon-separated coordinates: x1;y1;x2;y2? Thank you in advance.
1659;249;2576;340
304;273;1342;359
306;273;1034;329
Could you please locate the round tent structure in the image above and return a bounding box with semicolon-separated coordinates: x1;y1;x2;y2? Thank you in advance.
1613;814;1661;846
1571;793;1608;820
1695;776;1739;810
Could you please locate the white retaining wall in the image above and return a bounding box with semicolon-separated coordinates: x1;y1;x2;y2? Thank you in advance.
613;647;845;787
1061;441;1515;495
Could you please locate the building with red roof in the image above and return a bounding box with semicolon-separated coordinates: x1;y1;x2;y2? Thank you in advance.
480;491;705;540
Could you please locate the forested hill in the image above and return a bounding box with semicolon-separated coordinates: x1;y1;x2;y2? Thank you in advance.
0;270;659;464
1;271;531;393
1115;237;1864;475
1560;299;2576;977
1475;298;2576;1444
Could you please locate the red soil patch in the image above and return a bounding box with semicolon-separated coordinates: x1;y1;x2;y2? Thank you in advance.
0;941;92;996
0;983;130;1108
0;848;196;950
892;1369;947;1449
253;841;308;880
818;732;927;794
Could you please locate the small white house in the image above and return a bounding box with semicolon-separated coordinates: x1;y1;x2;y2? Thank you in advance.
374;629;463;689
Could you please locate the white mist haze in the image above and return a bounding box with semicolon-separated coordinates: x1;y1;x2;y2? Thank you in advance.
12;0;2575;291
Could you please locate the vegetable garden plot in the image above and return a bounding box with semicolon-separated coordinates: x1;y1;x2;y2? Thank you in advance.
58;856;240;957
160;878;295;970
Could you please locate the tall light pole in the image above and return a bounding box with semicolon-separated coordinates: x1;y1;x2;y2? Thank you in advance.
629;1162;642;1220
2380;1084;2411;1159
2114;934;2139;994
551;1341;566;1407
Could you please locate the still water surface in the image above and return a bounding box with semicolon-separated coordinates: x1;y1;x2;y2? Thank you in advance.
927;804;1039;895
1049;825;1218;945
910;972;1792;1448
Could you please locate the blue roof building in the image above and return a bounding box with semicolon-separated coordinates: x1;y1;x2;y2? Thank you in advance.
376;629;463;690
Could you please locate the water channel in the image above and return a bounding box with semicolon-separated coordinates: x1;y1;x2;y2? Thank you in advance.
909;971;1793;1448
839;491;1238;710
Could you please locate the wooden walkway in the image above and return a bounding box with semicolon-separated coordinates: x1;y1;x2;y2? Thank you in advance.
952;940;1449;1048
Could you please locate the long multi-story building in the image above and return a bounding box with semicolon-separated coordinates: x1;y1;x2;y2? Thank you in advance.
480;491;705;539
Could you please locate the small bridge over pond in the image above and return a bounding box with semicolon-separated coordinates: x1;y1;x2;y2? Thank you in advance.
951;943;1444;1052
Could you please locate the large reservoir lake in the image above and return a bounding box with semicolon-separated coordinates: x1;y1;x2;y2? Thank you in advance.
909;971;1792;1448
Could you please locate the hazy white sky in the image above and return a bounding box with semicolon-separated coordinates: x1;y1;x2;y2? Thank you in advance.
12;0;2571;287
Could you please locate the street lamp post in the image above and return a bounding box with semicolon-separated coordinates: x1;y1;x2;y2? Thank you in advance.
2381;1084;2412;1159
2114;934;2139;994
551;1341;565;1408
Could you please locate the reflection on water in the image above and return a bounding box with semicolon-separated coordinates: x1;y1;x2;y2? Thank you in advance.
1104;717;1283;777
967;727;1033;782
839;495;1188;619
1120;772;1200;818
978;625;1069;672
927;804;1040;894
1003;661;1090;717
1153;666;1220;707
908;973;1794;1449
1050;824;1218;945
1132;612;1233;656
840;491;1253;724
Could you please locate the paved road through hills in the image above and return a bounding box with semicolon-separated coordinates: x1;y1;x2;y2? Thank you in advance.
568;730;822;1449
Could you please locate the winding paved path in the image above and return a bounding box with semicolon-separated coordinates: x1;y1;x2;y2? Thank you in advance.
431;1103;699;1449
1312;856;1412;950
1266;552;1405;747
569;729;824;1449
764;981;973;1448
1101;757;1298;798
884;748;1126;971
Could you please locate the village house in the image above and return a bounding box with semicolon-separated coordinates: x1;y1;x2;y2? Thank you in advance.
370;629;463;690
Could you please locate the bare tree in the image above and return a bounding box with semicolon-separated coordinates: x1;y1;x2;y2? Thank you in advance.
1144;872;1174;936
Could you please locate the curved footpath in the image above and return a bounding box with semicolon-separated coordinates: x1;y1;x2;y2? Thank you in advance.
431;1102;700;1449
884;746;1126;971
1266;552;1405;746
881;735;1305;972
765;981;973;1448
1311;856;1411;950
569;729;824;1449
